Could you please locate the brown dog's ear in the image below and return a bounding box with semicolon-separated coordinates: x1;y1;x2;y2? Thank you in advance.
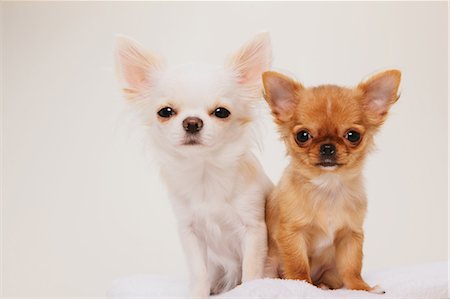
115;36;164;99
358;70;401;125
262;71;303;122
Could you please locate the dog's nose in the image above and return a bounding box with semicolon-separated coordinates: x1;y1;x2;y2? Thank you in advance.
183;117;203;134
320;144;336;156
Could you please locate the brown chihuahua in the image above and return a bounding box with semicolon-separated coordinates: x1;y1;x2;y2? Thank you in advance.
263;70;401;293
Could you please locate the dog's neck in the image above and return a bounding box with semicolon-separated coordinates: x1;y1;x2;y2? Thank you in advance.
291;158;364;183
156;145;256;203
288;161;366;203
155;136;254;183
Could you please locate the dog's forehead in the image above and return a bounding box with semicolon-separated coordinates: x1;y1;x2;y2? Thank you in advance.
296;86;363;128
156;63;234;106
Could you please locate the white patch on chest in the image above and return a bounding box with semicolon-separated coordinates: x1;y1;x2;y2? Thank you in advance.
311;173;346;201
312;213;337;256
309;173;349;256
312;234;334;255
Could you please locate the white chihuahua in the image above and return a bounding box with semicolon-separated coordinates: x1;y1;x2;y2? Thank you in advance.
115;33;273;298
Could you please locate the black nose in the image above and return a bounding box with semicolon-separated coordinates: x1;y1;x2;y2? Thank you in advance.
320;144;336;156
183;117;203;134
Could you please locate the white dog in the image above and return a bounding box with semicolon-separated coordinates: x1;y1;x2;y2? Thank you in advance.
115;33;273;298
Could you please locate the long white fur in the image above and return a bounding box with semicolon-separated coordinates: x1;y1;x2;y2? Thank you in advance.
115;33;273;298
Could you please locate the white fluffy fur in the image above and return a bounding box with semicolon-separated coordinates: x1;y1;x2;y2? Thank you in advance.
115;33;273;298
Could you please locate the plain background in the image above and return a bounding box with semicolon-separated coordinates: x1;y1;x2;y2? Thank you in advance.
1;2;448;297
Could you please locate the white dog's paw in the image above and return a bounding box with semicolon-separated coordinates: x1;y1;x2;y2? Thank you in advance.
370;285;386;294
242;268;263;283
189;281;210;299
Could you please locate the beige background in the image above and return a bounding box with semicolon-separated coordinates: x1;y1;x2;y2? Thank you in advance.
2;2;448;297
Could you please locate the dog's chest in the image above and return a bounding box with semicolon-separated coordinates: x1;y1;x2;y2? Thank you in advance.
187;198;245;264
165;163;245;243
309;215;338;257
165;163;237;202
310;173;348;202
309;173;354;255
191;200;243;237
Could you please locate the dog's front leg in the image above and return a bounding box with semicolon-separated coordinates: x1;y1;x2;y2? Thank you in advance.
179;226;209;298
335;230;384;294
242;222;267;282
277;225;312;283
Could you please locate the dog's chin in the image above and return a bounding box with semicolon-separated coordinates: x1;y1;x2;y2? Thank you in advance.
171;140;206;157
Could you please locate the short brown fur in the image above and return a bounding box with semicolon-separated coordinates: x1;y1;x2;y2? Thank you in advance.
263;70;401;293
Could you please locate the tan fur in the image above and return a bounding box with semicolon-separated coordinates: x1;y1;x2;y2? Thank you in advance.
239;154;260;182
263;70;401;293
238;116;253;125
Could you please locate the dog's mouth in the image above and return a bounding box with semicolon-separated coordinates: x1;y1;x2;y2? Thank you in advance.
182;140;201;146
316;160;343;168
181;136;203;146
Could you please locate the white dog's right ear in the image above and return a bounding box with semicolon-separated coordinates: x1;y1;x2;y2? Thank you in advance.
115;35;164;97
227;32;272;86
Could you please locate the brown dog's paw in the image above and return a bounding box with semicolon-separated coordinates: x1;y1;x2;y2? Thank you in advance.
285;270;312;284
317;283;330;290
296;276;312;284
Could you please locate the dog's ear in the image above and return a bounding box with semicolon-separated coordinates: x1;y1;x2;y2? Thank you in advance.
358;70;401;125
262;71;303;122
227;32;272;86
115;35;164;98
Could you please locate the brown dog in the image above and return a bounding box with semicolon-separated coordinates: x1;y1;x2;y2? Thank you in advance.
263;70;401;293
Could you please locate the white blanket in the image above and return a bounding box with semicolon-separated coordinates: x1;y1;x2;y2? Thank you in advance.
107;262;448;298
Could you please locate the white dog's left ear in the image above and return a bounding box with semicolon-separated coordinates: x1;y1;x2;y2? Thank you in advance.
227;32;272;85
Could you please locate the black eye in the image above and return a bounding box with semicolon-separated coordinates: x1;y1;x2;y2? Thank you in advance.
345;130;361;143
296;130;311;144
157;107;175;118
213;107;231;118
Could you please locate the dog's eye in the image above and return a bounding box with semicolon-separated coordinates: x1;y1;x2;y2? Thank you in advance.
157;107;175;118
213;107;231;119
296;130;311;144
345;130;361;143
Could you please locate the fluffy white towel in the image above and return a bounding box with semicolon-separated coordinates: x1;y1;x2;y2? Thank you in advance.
107;261;448;298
